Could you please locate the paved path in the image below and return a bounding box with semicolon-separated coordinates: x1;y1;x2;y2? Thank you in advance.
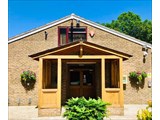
9;104;147;120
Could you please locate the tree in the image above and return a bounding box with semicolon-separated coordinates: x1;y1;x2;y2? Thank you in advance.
102;12;152;44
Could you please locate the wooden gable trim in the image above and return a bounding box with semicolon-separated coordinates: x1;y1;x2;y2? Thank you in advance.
29;41;132;60
82;42;130;59
31;42;81;59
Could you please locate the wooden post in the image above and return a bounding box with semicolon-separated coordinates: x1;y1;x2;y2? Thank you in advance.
101;58;105;101
57;58;62;108
119;58;124;107
39;58;43;108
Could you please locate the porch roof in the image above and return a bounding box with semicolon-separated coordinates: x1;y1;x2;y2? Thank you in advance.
29;41;132;60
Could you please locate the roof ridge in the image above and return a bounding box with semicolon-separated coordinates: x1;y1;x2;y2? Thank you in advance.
8;13;152;48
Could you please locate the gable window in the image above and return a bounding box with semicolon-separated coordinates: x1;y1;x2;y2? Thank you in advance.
59;28;67;45
58;27;87;46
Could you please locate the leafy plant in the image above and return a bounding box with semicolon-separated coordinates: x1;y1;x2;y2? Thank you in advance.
129;71;137;79
137;100;152;120
141;72;147;78
101;11;152;44
147;100;152;108
129;71;147;83
20;70;36;90
137;109;152;120
63;97;111;120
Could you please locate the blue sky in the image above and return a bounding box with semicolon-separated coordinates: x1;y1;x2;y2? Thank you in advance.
8;0;152;38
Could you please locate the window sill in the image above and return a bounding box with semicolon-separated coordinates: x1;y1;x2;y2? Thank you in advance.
42;89;57;93
105;88;120;92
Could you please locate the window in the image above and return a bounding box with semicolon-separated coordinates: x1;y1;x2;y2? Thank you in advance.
70;71;80;85
83;70;93;86
105;59;120;88
42;60;57;89
60;28;67;45
58;27;87;46
68;27;87;43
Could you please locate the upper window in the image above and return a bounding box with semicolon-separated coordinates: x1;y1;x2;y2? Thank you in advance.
59;28;67;45
58;27;87;46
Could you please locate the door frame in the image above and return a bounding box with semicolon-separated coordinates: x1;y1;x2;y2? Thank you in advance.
67;64;96;99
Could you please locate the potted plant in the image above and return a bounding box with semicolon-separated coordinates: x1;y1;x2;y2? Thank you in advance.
129;71;147;84
20;70;36;90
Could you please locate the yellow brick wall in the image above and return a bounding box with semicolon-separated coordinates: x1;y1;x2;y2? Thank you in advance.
8;19;151;105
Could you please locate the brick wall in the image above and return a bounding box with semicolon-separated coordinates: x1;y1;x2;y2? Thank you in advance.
8;19;151;106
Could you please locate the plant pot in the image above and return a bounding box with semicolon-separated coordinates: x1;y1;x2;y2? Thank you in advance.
21;79;36;90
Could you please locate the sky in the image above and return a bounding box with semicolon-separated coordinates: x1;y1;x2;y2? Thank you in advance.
8;0;152;38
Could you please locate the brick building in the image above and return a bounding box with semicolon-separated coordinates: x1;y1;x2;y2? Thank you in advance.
8;14;152;116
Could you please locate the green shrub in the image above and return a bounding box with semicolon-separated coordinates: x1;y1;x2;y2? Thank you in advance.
63;97;111;120
137;100;152;120
137;109;152;120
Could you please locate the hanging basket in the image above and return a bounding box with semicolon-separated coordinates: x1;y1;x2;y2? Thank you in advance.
20;70;36;90
129;71;147;90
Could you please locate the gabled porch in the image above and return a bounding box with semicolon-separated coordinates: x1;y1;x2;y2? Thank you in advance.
29;41;132;116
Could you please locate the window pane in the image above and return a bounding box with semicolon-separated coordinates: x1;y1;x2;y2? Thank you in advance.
51;62;57;88
68;33;86;42
83;70;93;85
69;27;86;32
105;60;112;88
70;71;80;85
43;60;57;89
105;60;120;88
68;27;86;42
60;28;66;45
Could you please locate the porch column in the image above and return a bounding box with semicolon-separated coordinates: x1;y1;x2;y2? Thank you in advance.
57;58;62;108
38;58;43;107
119;58;124;107
101;58;105;101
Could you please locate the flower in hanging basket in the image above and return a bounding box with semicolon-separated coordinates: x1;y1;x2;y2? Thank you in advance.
20;70;36;90
129;71;147;84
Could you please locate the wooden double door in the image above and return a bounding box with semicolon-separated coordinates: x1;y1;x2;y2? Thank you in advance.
68;67;96;99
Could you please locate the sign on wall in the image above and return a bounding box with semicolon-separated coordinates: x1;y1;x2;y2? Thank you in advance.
123;75;128;84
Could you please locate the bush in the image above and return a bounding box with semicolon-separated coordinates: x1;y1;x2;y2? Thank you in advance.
63;97;111;120
137;100;152;120
137;109;152;120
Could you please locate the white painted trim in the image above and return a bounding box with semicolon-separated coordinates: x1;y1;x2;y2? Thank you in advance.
71;15;152;48
8;14;152;49
8;15;72;43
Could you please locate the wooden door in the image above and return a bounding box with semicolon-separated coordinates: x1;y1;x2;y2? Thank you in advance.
68;68;95;99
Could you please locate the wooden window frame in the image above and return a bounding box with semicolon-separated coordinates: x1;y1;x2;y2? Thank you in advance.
58;26;87;46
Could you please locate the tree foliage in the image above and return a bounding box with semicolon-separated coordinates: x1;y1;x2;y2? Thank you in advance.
102;12;152;44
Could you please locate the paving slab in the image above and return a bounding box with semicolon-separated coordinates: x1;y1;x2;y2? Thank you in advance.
9;104;147;120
